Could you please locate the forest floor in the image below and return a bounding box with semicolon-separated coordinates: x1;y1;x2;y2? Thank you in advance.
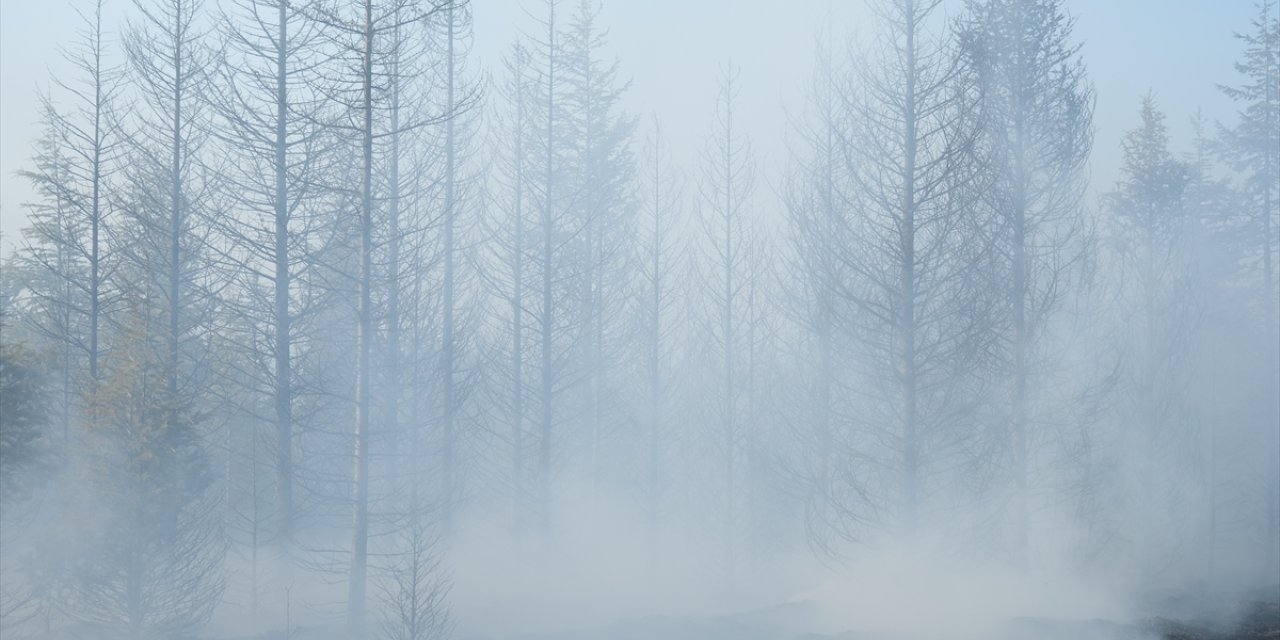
448;588;1280;640
213;586;1280;640
1140;598;1280;640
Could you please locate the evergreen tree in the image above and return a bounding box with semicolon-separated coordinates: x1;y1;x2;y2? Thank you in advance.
1107;94;1196;581
960;0;1094;563
56;301;224;639
1218;0;1280;576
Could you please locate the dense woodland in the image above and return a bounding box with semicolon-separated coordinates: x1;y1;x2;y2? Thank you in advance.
0;0;1276;639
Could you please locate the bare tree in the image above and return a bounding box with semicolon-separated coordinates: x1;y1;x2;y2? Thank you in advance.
782;27;857;555
432;0;479;537
560;0;637;510
522;0;579;539
208;0;334;566
694;63;758;575
15;0;123;441
959;0;1094;563
375;521;452;640
120;0;217;443
482;39;536;535
831;0;992;540
308;0;452;631
634;118;685;553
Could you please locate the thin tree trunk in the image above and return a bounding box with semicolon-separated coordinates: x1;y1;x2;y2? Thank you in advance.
583;59;601;512
1011;144;1030;565
898;0;920;540
538;0;557;541
1142;215;1157;581
441;2;458;538
89;0;104;391
816;53;836;526
348;0;375;633
410;246;425;516
746;263;759;571
167;1;185;414
722;91;737;576
1262;78;1278;577
272;0;295;552
251;424;261;617
647;147;662;555
511;62;527;535
386;7;403;511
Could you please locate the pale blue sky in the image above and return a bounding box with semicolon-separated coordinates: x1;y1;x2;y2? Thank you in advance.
0;0;1262;253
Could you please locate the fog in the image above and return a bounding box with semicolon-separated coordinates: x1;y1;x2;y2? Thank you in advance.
0;1;1276;639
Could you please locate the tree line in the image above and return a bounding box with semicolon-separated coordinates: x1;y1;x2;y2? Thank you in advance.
0;0;1276;638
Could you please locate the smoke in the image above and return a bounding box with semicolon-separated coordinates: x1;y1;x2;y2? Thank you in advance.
445;483;819;637
440;486;1138;640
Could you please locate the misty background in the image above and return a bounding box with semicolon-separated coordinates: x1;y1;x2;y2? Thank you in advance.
0;1;1276;640
0;0;1261;238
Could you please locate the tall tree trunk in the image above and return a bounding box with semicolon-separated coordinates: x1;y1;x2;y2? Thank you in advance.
647;149;662;555
1262;72;1278;577
386;7;403;516
167;1;185;420
1141;214;1157;581
348;1;375;633
1011;142;1030;565
511;63;527;536
272;0;295;553
898;0;920;539
746;262;760;571
441;2;458;538
88;0;105;392
583;59;601;512
538;0;557;541
410;248;425;516
816;57;836;531
722;94;737;576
